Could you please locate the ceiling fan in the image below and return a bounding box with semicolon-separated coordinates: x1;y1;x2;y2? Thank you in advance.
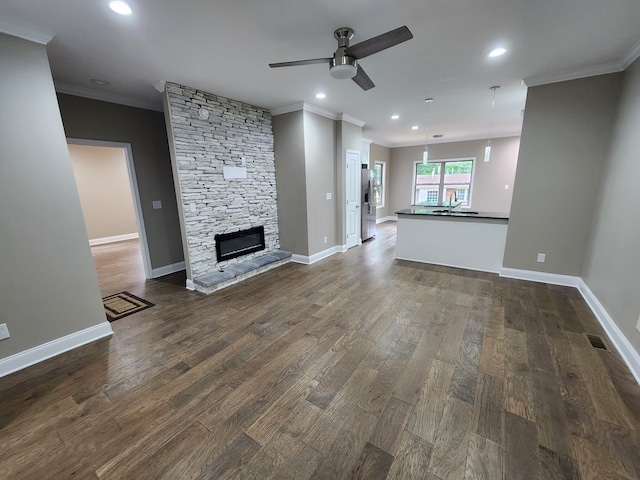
269;26;413;91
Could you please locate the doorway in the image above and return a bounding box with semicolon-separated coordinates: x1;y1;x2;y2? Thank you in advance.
67;139;153;284
345;149;361;249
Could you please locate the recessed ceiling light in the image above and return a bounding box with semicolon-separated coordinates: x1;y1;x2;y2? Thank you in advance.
411;125;419;130
90;78;111;85
488;47;506;58
109;1;132;15
391;114;399;120
315;92;326;99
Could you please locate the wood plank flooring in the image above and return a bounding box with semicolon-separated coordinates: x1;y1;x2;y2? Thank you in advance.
1;223;639;479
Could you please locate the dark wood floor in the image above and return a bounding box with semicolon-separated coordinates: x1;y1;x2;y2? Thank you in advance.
1;223;639;479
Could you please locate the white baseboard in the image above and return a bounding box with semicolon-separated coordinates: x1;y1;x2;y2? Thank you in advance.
577;280;640;386
185;278;195;291
0;322;113;378
151;261;186;278
89;232;139;246
376;216;397;224
291;246;342;265
499;267;580;287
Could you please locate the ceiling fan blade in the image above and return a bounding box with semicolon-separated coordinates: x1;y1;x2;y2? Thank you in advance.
352;65;375;91
345;26;413;59
269;58;332;68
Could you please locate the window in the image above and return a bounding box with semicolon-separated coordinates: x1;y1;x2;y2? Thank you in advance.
413;158;474;207
373;161;385;207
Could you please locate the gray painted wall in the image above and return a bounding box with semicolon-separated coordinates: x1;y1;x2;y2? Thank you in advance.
57;93;184;270
388;137;519;215
582;60;640;353
304;111;337;254
503;74;623;275
370;143;391;220
0;34;107;359
273;111;309;255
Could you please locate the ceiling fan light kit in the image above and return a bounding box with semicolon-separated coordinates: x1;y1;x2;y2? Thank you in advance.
269;26;413;91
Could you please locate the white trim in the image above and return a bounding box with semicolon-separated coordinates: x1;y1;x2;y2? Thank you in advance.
0;322;113;378
270;102;338;120
577;280;640;386
67;139;154;280
523;60;624;87
376;216;397;224
623;38;640;69
0;22;54;44
291;246;342;265
185;279;195;291
337;113;366;127
386;133;522;149
362;138;373;145
151;261;186;278
499;267;580;287
56;82;163;112
89;232;139;246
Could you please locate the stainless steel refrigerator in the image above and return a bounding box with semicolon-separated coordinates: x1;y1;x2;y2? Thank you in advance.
361;167;377;241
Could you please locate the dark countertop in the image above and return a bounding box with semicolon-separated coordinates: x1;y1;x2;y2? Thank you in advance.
396;207;509;220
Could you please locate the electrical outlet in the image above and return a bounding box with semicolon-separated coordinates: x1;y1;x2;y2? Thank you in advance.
190;203;196;213
504;184;509;190
152;200;162;209
324;236;328;244
326;192;332;200
537;253;546;263
636;315;640;333
0;323;10;341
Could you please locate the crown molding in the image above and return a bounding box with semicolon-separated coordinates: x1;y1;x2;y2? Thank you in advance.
337;113;365;127
270;102;338;120
523;60;624;87
387;132;522;149
0;22;54;45
55;82;163;112
623;37;640;69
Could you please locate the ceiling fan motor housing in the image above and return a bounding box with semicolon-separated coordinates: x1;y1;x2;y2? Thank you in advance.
330;27;357;79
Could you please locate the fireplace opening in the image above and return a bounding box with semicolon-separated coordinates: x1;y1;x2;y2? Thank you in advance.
215;226;265;262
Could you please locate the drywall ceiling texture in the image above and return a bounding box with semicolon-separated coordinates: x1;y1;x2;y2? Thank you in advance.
0;33;108;359
503;73;623;276
68;144;138;240
582;58;640;353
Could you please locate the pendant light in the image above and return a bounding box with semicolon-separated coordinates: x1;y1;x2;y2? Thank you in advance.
423;98;433;164
484;86;500;162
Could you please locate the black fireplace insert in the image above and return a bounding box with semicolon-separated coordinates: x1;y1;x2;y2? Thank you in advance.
215;226;265;262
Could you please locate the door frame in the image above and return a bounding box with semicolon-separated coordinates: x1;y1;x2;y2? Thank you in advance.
67;138;153;279
345;149;361;249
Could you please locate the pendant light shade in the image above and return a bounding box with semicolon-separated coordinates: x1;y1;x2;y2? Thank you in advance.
423;97;433;165
423;145;429;164
484;139;491;162
485;86;500;162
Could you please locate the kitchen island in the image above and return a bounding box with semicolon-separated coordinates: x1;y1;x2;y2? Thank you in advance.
395;207;509;273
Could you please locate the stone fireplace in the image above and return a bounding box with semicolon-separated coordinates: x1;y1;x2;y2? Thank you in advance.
164;83;290;293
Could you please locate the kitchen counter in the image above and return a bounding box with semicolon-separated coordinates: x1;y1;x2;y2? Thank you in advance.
395;207;509;273
396;207;509;220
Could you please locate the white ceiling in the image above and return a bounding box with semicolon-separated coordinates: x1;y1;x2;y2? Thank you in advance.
2;0;640;147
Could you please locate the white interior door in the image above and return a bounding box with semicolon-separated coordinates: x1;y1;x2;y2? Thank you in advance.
346;149;360;249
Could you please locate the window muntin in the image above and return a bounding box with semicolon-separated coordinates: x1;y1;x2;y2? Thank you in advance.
414;158;474;207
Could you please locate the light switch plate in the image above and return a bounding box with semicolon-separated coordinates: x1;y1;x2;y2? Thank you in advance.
326;192;332;200
537;253;546;263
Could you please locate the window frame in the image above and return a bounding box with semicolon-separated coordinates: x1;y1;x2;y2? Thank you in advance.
373;161;385;208
411;157;476;208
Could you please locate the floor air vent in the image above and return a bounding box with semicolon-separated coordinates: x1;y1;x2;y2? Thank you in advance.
585;333;608;351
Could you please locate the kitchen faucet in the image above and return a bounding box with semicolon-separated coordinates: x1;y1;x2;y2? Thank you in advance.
448;191;458;213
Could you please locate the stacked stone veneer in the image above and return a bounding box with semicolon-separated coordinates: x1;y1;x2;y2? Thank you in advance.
165;82;281;281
